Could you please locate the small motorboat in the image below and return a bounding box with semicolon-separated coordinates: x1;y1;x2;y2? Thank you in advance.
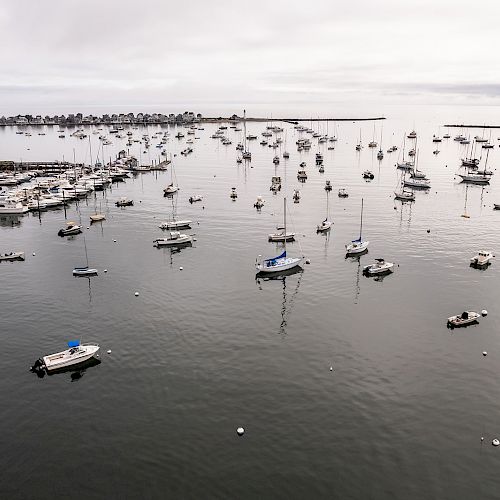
115;197;133;207
0;251;25;261
73;266;98;277
377;149;384;160
159;219;192;230
292;189;300;203
254;196;265;210
273;156;280;164
338;188;348;198
189;195;203;203
32;340;100;373
154;232;193;247
470;250;494;267
325;180;332;191
447;311;480;327
316;218;333;233
230;187;238;200
363;170;374;180
297;169;307;181
58;222;82;237
363;258;394;276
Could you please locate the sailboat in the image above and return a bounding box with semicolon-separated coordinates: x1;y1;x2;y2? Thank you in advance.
90;201;105;222
256;198;304;274
394;169;415;202
242;110;252;160
163;159;179;195
73;237;98;276
346;198;369;255
356;130;362;151
316;191;333;232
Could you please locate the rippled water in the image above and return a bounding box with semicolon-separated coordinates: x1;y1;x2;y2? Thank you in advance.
1;116;500;499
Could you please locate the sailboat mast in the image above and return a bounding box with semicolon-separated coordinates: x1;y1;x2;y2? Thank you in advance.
83;237;89;267
284;197;287;255
360;198;364;240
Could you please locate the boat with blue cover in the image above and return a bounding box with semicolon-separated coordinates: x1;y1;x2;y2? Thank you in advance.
32;340;100;372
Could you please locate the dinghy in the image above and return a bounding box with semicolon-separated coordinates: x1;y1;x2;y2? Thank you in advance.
447;311;480;327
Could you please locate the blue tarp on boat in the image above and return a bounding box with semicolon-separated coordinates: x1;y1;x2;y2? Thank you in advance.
264;251;286;263
68;340;80;348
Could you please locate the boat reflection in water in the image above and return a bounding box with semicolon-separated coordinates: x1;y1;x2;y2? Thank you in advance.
256;267;303;334
33;357;101;381
0;214;23;227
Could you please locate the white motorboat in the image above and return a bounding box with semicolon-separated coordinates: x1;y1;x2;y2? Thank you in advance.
338;188;348;198
189;195;203;203
256;197;304;274
470;250;494;266
363;258;394;275
73;266;98;276
0;196;28;214
407;130;417;139
447;311;480;327
58;222;82;237
0;251;25;261
159;219;192;229
39;341;100;372
346;198;369;255
154;232;193;246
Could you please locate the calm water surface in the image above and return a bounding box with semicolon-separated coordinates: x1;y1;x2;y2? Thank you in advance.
1;116;500;499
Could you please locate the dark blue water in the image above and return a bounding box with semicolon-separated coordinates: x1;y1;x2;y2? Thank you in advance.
1;118;500;499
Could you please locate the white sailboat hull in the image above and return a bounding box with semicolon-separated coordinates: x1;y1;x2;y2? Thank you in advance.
256;256;304;274
346;241;370;255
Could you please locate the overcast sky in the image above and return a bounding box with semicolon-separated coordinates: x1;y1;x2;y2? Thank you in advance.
1;0;498;117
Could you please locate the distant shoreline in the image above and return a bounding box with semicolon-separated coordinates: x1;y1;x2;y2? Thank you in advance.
444;124;500;129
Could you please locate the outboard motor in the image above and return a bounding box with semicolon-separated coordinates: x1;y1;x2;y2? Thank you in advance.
30;358;46;377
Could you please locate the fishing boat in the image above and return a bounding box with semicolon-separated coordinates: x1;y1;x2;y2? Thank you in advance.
256;198;304;274
154;232;193;247
0;251;25;261
58;222;82;236
470;251;494;267
363;258;394;275
346;198;369;255
33;340;100;372
447;311;480;327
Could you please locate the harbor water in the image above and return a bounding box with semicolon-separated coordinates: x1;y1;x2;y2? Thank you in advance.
1;112;500;499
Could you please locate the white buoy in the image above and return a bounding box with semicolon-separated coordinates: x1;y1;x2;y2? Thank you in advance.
113;239;117;242
237;427;244;436
481;437;484;442
32;252;36;256
86;226;90;229
482;310;488;316
305;259;311;264
104;269;108;273
179;266;183;270
483;351;488;356
107;350;111;354
493;439;500;446
330;366;333;371
134;291;139;296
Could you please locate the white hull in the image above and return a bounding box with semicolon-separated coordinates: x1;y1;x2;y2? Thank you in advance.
256;256;304;274
43;344;100;371
0;252;25;261
346;240;369;255
73;267;98;276
159;220;192;229
447;312;480;327
268;232;295;242
155;235;192;246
